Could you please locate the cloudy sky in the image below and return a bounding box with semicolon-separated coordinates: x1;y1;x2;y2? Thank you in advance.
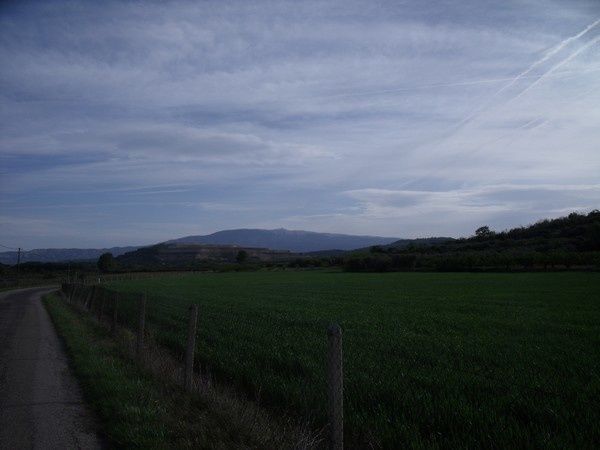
1;0;599;248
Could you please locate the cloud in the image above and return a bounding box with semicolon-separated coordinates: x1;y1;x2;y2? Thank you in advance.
1;0;599;247
481;17;600;107
343;184;600;221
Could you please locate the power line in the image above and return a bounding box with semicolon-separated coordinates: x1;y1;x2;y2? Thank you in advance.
0;243;19;250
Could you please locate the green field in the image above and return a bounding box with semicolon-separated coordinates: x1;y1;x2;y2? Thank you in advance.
107;271;600;448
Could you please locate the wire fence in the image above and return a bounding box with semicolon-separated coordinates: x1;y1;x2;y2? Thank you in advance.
60;282;344;449
59;280;595;449
67;271;206;285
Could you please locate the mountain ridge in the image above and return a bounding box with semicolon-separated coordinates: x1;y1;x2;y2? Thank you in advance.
0;228;402;263
165;228;400;252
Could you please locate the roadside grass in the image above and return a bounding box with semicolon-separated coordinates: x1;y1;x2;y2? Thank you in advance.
43;293;312;449
106;271;600;448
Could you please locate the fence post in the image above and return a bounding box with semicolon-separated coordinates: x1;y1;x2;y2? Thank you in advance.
136;294;146;361
184;304;199;392
111;293;118;336
87;286;95;311
98;290;105;321
92;286;97;311
327;324;343;450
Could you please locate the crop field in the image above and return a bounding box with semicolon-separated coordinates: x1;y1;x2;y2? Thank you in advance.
107;271;600;448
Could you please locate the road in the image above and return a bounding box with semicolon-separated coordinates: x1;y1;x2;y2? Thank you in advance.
0;287;105;449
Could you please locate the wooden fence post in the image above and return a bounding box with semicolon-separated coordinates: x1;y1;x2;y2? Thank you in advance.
86;286;95;311
92;286;97;311
136;294;146;360
111;294;118;336
98;290;105;321
327;324;343;450
184;304;199;392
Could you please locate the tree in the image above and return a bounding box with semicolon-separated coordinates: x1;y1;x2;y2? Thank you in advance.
236;250;248;264
475;226;494;239
587;222;600;251
97;252;116;273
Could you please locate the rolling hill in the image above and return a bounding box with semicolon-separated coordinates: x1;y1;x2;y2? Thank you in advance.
344;211;600;272
0;246;140;265
385;210;600;254
0;229;401;264
166;228;400;252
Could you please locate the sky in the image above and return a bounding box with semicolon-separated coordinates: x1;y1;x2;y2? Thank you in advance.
1;0;599;249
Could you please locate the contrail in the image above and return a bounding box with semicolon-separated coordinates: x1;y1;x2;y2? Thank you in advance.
511;34;600;101
313;67;600;102
495;18;600;96
450;18;600;130
313;19;600;104
395;19;600;192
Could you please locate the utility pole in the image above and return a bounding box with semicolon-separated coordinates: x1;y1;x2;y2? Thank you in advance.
16;247;21;287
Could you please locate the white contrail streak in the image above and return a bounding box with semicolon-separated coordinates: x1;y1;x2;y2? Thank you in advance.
495;18;600;96
451;18;600;130
314;67;600;101
511;35;600;101
396;19;600;192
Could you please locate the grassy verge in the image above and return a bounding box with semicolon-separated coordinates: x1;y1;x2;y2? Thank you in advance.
43;293;310;449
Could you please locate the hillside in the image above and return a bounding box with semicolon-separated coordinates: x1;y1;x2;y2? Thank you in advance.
395;210;600;254
9;212;597;270
375;237;455;249
116;243;293;270
345;211;600;272
167;228;400;252
0;246;141;265
0;229;401;265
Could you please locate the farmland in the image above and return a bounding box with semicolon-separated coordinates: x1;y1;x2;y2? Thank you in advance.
106;271;600;448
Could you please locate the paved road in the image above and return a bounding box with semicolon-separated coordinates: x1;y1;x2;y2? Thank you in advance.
0;287;104;449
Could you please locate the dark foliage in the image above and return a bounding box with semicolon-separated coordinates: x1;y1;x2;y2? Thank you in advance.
344;211;600;272
236;250;248;263
97;252;117;273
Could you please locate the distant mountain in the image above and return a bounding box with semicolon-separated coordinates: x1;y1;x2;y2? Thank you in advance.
0;228;403;265
0;246;141;265
166;228;400;253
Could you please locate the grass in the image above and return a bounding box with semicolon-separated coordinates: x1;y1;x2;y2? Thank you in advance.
44;292;311;449
105;271;600;448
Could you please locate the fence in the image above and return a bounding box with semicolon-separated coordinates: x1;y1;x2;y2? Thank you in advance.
66;270;201;285
60;282;344;449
